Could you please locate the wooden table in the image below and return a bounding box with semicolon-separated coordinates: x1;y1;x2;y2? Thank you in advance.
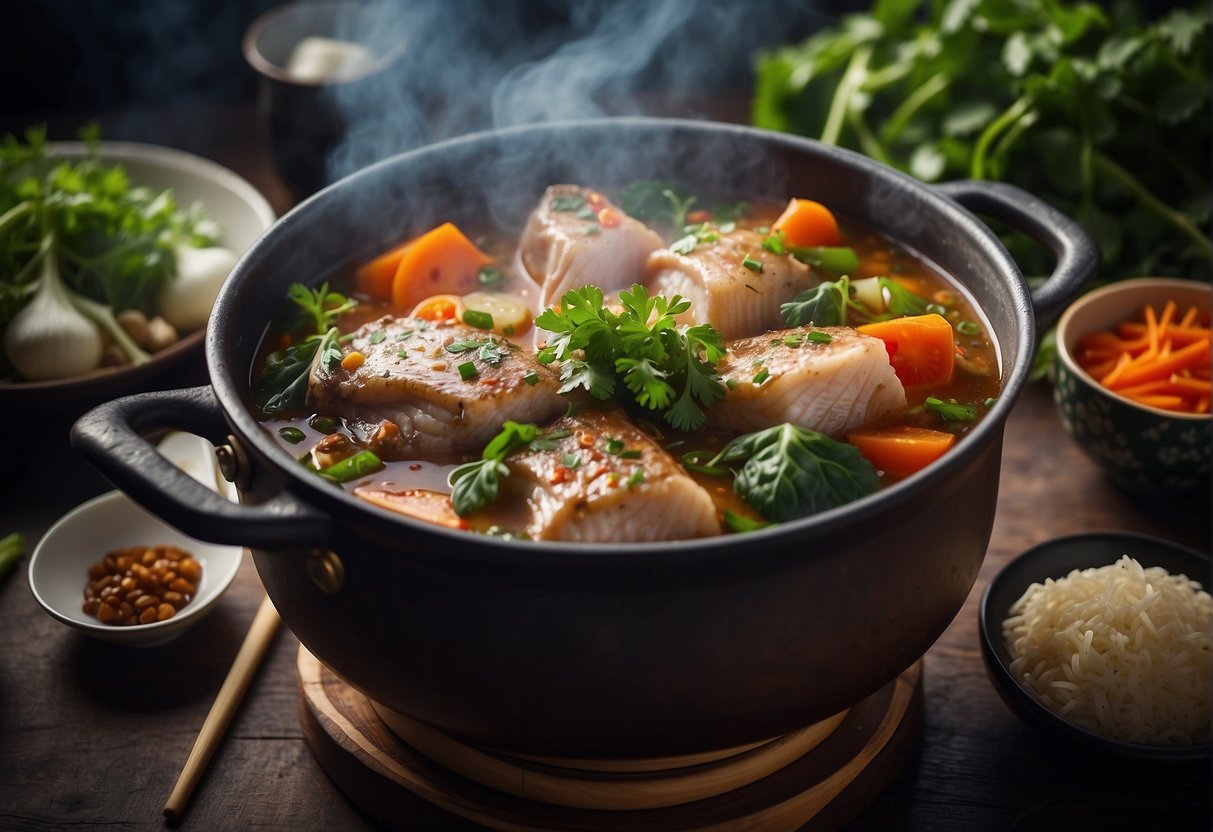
0;105;1209;831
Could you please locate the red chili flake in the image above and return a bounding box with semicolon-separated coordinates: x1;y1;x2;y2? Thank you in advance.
577;431;596;449
587;191;606;209
686;210;711;224
597;207;622;228
479;377;500;386
408;463;422;471
550;466;572;485
605;472;620;488
954;343;968;356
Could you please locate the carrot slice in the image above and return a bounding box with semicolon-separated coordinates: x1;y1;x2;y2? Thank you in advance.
771;198;842;247
1107;338;1210;389
409;294;463;321
358;222;491;312
356;239;415;298
848;425;956;479
857;313;955;387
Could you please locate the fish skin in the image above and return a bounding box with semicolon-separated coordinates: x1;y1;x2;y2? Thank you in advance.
520;185;665;309
645;228;817;340
502;408;721;542
307;315;565;457
710;326;907;437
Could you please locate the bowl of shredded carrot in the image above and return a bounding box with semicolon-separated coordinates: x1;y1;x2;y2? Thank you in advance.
1054;277;1210;494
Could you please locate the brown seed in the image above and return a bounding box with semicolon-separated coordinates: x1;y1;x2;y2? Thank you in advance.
178;558;202;583
156;603;176;622
83;599;100;615
135;594;157;610
87;562;108;580
124;589;144;604
169;578;195;595
96;603;117;624
138;607;158;624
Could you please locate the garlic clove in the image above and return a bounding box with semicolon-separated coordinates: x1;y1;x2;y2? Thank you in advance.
4;277;104;381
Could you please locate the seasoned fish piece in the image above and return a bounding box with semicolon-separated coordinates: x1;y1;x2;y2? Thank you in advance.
502;409;720;542
710;326;906;437
645;228;817;341
308;315;565;457
520;185;665;308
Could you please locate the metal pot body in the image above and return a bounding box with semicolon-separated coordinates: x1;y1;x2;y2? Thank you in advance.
73;119;1097;758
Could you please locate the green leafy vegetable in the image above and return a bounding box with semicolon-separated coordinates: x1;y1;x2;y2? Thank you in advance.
535;284;727;431
448;421;539;516
781;276;851;326
708;423;878;522
0;125;221;380
788;245;860;276
252;282;356;416
619;180;747;229
753;2;1211;288
723;510;771;533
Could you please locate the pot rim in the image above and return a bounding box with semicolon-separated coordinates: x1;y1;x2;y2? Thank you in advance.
210;117;1034;560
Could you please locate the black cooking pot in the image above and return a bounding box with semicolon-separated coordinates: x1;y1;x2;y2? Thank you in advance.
73;119;1097;758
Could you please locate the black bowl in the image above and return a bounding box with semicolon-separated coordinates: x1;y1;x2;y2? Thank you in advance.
979;531;1211;763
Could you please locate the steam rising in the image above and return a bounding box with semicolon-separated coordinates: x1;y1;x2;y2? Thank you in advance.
311;0;825;186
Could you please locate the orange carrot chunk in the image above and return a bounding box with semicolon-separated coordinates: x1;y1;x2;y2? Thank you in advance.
857;313;955;387
351;222;493;311
848;425;956;479
356;238;415;299
771;198;842;248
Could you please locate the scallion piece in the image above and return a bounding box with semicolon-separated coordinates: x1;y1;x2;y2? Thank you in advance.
477;265;503;287
319;450;383;483
279;426;307;444
742;254;763;272
458;361;478;381
462;310;494;330
753;367;770;385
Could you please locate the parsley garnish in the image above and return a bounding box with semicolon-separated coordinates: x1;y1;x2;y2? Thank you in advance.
534;284;727;431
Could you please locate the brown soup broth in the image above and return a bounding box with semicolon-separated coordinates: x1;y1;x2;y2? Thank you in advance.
256;195;1001;532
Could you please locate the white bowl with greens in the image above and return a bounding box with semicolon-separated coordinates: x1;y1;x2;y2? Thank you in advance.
0;131;275;407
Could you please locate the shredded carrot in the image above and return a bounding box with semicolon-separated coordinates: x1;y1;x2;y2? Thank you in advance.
1075;301;1211;413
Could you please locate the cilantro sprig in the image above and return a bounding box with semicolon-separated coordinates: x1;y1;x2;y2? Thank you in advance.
448;421;539;516
535;284;727;431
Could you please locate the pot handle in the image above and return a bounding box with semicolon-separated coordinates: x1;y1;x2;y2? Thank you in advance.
933;180;1099;327
71;385;332;548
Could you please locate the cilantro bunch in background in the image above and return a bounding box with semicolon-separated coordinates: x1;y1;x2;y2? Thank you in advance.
753;0;1211;290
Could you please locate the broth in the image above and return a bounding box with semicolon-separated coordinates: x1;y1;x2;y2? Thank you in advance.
253;187;1001;539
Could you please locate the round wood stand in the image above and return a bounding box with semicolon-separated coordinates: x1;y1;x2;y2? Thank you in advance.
298;647;922;831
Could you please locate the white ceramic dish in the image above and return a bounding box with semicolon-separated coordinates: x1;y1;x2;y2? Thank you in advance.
29;433;242;647
0;140;276;410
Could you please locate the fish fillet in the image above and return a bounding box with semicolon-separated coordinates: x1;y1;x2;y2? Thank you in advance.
308;315;565;457
710;326;906;437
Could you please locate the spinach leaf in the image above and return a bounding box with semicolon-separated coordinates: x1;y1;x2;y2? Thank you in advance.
781;277;850;327
710;423;878;522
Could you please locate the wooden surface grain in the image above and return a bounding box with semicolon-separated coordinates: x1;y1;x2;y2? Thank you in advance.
0;105;1209;831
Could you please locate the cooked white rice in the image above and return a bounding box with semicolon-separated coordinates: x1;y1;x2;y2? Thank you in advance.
1002;555;1212;745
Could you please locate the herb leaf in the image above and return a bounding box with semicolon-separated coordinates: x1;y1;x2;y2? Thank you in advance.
924;396;977;421
781;276;850;327
709;423;878;522
536;283;726;431
448;421;539;516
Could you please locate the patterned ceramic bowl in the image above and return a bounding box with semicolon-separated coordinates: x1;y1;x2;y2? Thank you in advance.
1053;277;1210;494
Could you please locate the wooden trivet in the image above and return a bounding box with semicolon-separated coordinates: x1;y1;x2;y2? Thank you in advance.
298;647;922;831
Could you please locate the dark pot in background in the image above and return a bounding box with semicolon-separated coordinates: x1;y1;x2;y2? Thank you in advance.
73;119;1097;758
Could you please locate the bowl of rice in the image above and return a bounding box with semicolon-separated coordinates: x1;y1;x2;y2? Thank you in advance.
979;531;1211;762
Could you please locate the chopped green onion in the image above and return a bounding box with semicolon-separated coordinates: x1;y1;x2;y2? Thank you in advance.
524;371;540;385
925;302;947;316
446;339;484;353
983;397;997;409
462;310;494;330
562;453;582;469
753;367;770;385
671;234;698;255
368;330;386;345
762;233;786;255
742;254;763;272
319;450;383;483
682;450;730;476
279;426;307;444
583;224;601;235
925;396;977;422
551;194;584;212
723;509;770;533
956;320;981;336
806;330;833;344
620;448;643;459
309;415;341;434
604;437;625;455
626;468;646;488
458;361;478;381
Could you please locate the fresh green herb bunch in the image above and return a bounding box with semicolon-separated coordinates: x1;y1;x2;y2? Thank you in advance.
753;1;1211;285
0;125;217;323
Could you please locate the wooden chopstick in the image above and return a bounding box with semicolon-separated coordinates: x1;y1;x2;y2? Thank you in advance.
163;593;281;822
